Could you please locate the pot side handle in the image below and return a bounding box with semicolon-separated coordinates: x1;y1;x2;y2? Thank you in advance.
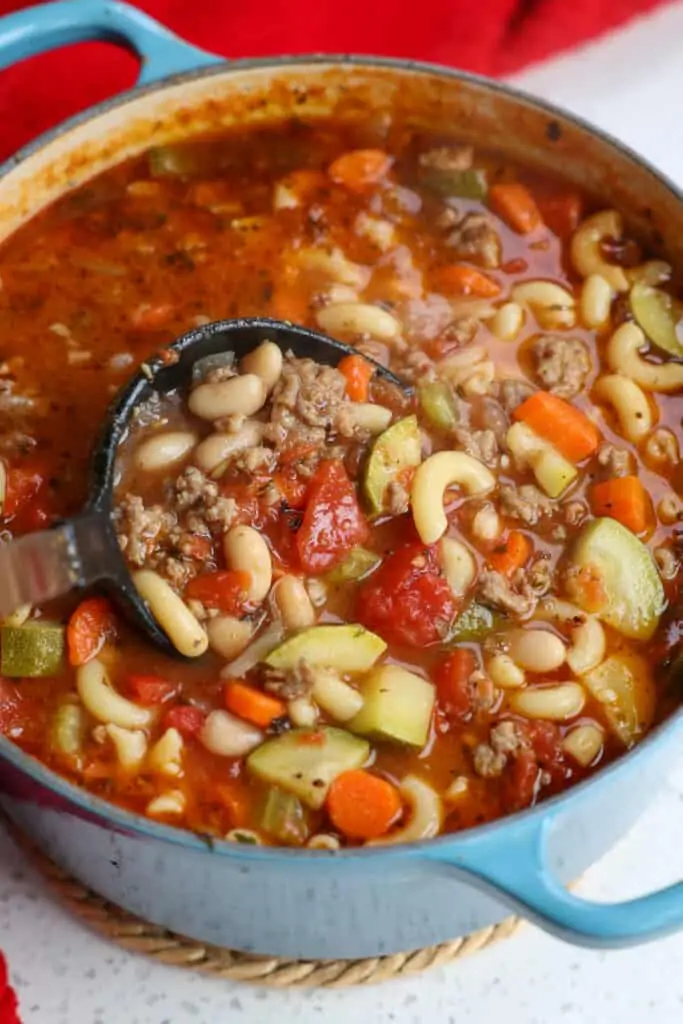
0;0;220;85
426;814;683;948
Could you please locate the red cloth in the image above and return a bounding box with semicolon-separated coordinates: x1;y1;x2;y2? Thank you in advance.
0;0;671;162
0;954;20;1024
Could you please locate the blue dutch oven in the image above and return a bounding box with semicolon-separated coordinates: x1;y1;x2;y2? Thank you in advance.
0;0;682;960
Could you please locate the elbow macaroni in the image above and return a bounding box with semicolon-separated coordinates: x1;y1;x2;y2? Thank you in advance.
594;374;654;443
570;210;630;292
77;659;155;730
369;776;442;846
411;451;495;544
607;322;683;392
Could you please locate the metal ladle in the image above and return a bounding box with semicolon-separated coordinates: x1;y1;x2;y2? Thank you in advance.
0;318;407;657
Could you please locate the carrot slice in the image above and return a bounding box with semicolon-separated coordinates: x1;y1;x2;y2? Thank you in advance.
432;264;501;298
327;769;402;840
590;476;652;534
67;597;117;667
224;681;287;728
514;391;600;463
488;531;532;576
337;353;375;401
328;149;392;193
489;183;543;234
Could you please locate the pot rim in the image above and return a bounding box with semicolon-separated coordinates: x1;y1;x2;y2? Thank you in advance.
1;52;682;862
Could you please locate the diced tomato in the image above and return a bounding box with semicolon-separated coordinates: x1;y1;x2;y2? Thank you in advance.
274;468;309;510
182;534;213;560
127;675;178;705
501;750;540;813
67;597;118;667
434;649;476;723
536;190;583;240
0;677;41;742
356;542;458;647
296;460;369;574
130;302;174;330
3;458;54;532
185;570;251;614
162;705;206;737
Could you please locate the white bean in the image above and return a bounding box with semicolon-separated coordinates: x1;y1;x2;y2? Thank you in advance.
487;653;526;689
223;525;272;603
134;431;196;473
490;301;524;341
580;274;613;328
471;504;502;543
310;667;364;722
342;403;392;434
508;629;566;673
240;341;283;391
566;617;606;676
562;723;604;767
287;696;319;727
206;615;253;659
316;302;401;341
77;659;154;730
189;374;267;420
200;709;263;757
594;374;653;443
307;834;341;851
271;575;316;630
438;537;477;597
509;682;586;721
133;570;209;657
411;451;496;544
657;493;683;524
193;422;262;474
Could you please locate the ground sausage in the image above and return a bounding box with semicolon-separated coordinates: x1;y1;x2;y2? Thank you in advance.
498;378;535;415
596;443;633;478
477;569;537;619
500;483;555;526
446;212;501;269
532;335;592;398
419;145;473;172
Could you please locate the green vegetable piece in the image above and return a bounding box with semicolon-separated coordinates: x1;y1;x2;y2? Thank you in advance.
583;653;655;748
363;415;421;516
1;621;65;677
265;624;386;674
326;547;381;583
261;787;310;845
418;382;458;433
50;702;87;758
247;727;370;809
421;168;488;199
348;665;435;748
630;281;683;357
569;518;665;640
449;602;499;642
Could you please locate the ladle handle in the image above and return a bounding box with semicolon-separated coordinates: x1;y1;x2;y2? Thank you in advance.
0;514;110;619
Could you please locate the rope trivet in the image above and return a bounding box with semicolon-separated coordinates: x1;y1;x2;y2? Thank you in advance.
8;824;521;987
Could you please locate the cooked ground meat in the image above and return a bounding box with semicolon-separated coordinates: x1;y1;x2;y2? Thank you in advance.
470;670;497;712
386;479;410;516
438;316;480;350
644;427;679;465
446;212;501;269
174;466;237;531
262;659;320;700
500;483;555;526
472;743;507;778
232;446;277;475
204;363;237;384
654;546;679;580
478;396;509;443
520;553;554;596
490;720;525;756
562;500;588;527
115;493;177;566
532;335;592;398
419;145;473;172
270;354;347;430
395;348;436;385
596;443;633;478
454;426;499;467
498;378;535;414
477;569;537;618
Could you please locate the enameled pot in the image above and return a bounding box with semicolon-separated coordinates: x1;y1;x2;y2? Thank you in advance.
0;0;682;960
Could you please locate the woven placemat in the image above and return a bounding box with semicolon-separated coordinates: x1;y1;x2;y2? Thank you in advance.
8;825;520;988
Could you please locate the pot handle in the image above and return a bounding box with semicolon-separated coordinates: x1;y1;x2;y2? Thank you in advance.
0;0;220;85
427;814;683;947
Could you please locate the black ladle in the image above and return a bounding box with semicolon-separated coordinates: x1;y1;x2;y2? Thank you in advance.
0;318;408;658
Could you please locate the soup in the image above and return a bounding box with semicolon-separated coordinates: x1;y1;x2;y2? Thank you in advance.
0;119;681;847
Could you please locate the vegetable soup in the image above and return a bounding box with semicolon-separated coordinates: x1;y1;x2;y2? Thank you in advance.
0;119;682;847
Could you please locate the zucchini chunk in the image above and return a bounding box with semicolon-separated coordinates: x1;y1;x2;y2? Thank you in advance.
1;621;65;677
349;665;435;748
363;416;421;515
265;624;386;673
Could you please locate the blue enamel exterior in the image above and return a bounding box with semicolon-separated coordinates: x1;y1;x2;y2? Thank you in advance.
0;0;681;957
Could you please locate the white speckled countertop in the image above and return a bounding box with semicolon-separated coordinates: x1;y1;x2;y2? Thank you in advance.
3;4;683;1021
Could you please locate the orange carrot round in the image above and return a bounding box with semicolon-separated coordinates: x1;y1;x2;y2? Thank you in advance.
328;149;392;193
224;681;287;728
67;597;117;667
327;769;402;840
489;182;543;234
514;391;600;463
488;530;532;576
433;264;501;298
337;353;375;401
590;476;652;535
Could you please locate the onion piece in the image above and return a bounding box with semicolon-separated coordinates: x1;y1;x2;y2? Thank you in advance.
220;621;284;678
